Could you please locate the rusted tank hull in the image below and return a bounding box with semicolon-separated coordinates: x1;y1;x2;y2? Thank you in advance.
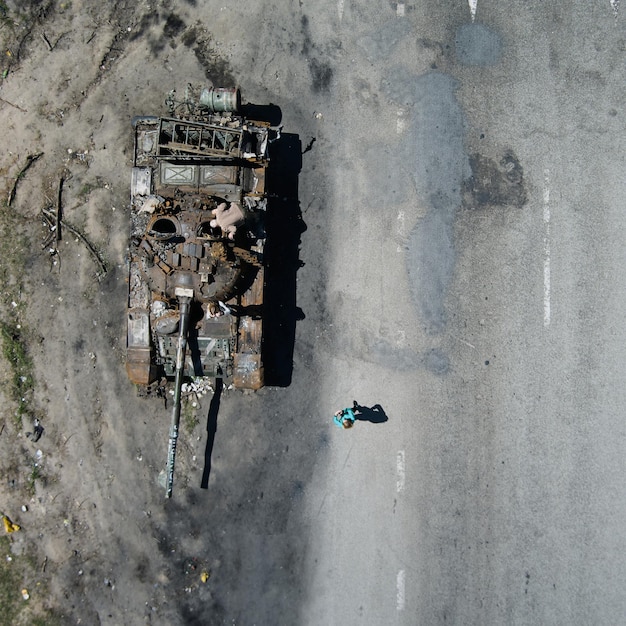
126;89;271;391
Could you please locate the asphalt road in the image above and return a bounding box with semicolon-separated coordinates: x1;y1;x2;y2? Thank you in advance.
239;2;624;625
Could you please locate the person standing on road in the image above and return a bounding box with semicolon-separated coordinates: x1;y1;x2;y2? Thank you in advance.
334;401;359;429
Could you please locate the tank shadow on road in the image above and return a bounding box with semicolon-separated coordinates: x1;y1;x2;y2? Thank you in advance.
200;377;222;489
240;102;283;126
262;131;305;387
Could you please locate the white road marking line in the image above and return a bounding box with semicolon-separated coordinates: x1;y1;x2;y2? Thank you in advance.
544;258;551;327
338;0;345;21
396;329;406;347
397;209;405;234
610;0;620;19
397;3;405;17
396;108;407;135
396;450;406;493
543;169;551;327
397;569;406;611
396;206;405;253
468;0;478;22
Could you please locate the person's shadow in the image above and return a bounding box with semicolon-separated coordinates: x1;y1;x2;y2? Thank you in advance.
354;403;388;424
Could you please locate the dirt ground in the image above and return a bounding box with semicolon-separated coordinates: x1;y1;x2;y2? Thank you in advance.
0;1;309;623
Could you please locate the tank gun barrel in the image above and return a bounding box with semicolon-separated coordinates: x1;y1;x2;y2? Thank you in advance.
165;289;193;498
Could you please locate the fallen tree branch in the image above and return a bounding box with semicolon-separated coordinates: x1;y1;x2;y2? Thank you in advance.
42;206;108;277
61;220;108;277
56;177;64;243
7;152;43;206
0;96;27;113
40;32;53;52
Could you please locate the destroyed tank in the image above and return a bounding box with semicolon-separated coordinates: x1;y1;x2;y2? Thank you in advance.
126;87;272;496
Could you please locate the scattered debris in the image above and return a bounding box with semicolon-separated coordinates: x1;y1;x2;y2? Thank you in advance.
180;378;214;398
25;418;44;442
2;513;21;533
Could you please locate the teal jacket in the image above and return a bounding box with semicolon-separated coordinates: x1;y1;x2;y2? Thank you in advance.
334;407;356;428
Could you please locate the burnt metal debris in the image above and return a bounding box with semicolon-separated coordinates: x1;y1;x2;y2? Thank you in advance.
126;86;276;497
